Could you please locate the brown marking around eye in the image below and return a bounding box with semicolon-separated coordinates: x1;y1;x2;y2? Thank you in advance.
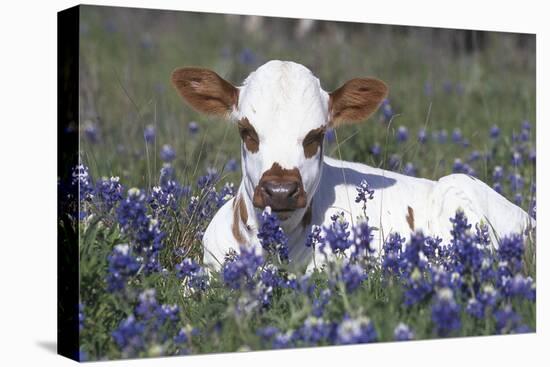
303;126;326;159
237;117;259;153
406;206;415;231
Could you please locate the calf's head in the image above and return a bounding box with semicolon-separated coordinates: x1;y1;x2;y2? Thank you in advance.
171;61;387;221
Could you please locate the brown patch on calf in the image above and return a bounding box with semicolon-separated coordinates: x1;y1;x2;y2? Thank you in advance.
171;67;238;117
252;163;307;210
406;206;415;231
329;78;388;127
232;195;249;244
303;127;326;158
238;117;259;153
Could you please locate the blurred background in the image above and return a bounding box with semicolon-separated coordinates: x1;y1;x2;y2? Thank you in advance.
78;5;535;211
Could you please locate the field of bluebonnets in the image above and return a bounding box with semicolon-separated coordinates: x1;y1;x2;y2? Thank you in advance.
70;6;536;361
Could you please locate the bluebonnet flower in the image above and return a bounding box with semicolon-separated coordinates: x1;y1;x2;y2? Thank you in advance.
442;80;453;94
160;144;176;162
355;179;374;212
258;207;289;263
462;138;470;148
431;288;461;336
424;82;433;97
135;289;159;320
401;232;429;274
95;176;123;211
394;323;414;341
312;289;332;317
494;305;530;334
238;48;256;65
335;316;377;344
117;188;164;272
508;173;524;192
396;126;409;142
305;225;322;250
106;244;140;292
222;246;263;290
321;212;351;255
112;315;145;355
502;274;535;301
493;166;504;181
188;121;199;134
176;258;210;292
403;162;417;177
511;150;523;166
149;180;184;217
475;222;491;247
466;297;484;319
514;193;523;205
272;330;296;349
430;266;457;290
260;264;282;289
174;325;197;354
479;284;499;308
135;289;180;329
143;124;155;143
521;120;531;131
497;234;524;274
468;150;481;162
436;129;448;143
340;261;367;293
452;158;464;173
159;164;175;186
389;154;401;170
382;233;405;274
451;128;462;143
381;99;394;122
351;220;375;260
403;268;433;306
370;142;382;157
197;169;218;189
423;236;443;260
72;164;94;202
490;124;500;139
417;128;428;144
297;316;332;345
257;326;280;343
83;120;100;143
216;182;235;208
452;158;476;176
448;211;487;278
226;158;238;172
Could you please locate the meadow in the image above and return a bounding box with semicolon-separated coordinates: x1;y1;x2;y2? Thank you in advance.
70;5;536;361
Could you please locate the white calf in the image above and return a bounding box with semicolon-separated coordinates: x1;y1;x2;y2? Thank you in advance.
171;60;534;270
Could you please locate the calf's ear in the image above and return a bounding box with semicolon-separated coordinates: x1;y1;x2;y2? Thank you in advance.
171;67;238;118
328;78;388;127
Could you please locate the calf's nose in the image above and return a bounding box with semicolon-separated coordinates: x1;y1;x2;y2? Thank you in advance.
260;180;300;210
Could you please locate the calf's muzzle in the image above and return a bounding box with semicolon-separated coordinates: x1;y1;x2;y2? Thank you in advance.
252;163;307;216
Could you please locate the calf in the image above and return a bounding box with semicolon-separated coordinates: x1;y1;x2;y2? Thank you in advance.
171;60;534;270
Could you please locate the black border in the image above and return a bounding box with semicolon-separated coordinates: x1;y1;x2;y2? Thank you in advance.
57;5;80;362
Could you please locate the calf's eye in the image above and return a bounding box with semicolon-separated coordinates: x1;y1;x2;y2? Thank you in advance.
237;117;259;153
302;127;326;158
